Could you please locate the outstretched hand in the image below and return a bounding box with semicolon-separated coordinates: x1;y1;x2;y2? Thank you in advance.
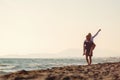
99;29;101;32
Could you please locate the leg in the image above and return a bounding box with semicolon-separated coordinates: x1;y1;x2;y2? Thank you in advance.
90;43;96;56
92;43;96;50
89;56;92;65
85;55;89;65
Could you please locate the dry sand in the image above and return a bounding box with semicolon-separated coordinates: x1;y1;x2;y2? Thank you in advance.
0;62;120;80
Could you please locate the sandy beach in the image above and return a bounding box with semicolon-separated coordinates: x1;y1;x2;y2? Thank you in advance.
0;62;120;80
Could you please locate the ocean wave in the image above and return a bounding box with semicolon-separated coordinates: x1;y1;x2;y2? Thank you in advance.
27;63;41;68
0;64;8;67
0;64;17;70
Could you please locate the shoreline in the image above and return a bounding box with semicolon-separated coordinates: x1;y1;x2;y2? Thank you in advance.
0;62;120;80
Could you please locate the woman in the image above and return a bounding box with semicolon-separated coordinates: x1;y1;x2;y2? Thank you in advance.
83;35;93;65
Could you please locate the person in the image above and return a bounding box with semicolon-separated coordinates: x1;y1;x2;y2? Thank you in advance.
83;35;93;65
83;29;101;65
87;29;101;56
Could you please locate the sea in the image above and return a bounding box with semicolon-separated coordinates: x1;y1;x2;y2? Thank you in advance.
0;57;120;75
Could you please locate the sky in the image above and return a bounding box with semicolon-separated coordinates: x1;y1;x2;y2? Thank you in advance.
0;0;120;58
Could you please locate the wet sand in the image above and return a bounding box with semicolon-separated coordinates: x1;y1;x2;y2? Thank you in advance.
0;62;120;80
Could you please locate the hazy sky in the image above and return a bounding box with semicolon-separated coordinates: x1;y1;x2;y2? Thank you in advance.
0;0;120;58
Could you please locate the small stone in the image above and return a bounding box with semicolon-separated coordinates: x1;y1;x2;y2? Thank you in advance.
63;76;70;80
110;67;114;71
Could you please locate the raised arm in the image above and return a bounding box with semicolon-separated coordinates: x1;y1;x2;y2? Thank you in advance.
92;29;101;38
